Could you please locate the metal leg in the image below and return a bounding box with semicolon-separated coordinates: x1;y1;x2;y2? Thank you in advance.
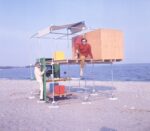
52;61;56;103
67;62;71;92
82;63;91;104
67;30;71;92
111;62;114;87
40;58;46;101
91;62;98;96
109;62;118;101
48;59;59;108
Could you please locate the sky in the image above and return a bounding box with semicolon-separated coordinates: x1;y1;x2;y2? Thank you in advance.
0;0;150;66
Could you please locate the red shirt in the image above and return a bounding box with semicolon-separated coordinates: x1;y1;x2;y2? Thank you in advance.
78;43;93;58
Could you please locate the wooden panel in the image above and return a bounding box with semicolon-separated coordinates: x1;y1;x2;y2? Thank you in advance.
85;29;124;60
85;29;101;59
72;29;124;61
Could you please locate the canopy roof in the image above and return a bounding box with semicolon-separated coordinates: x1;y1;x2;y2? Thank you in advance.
32;21;86;38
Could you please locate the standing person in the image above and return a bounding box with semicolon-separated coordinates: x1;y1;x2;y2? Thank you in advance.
34;62;45;100
75;38;93;78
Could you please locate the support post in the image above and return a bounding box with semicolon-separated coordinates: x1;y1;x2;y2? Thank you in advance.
111;61;114;87
40;58;46;101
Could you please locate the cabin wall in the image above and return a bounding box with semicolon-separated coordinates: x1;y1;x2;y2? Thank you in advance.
72;29;124;61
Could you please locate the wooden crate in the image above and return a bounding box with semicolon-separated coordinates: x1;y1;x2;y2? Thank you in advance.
72;29;124;61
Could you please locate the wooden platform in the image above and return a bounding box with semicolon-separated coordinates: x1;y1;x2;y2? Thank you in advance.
45;59;122;65
46;78;71;82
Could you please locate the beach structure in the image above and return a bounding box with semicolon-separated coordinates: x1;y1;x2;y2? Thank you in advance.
32;21;124;103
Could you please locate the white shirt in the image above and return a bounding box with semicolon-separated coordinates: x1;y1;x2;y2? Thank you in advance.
34;66;44;83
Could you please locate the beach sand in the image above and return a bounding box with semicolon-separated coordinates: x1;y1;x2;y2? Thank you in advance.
0;79;150;131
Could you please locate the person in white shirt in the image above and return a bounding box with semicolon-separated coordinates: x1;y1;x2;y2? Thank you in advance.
34;62;45;100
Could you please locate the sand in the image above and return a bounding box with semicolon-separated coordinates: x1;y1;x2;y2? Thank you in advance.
0;79;150;131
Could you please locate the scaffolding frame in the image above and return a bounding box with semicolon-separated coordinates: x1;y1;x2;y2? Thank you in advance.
32;21;118;103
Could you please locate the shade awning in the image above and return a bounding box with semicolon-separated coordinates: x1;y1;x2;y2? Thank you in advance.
33;21;86;38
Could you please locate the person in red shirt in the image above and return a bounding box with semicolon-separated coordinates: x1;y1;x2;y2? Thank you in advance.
75;38;93;78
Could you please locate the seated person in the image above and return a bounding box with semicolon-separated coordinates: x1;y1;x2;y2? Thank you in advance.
75;38;93;78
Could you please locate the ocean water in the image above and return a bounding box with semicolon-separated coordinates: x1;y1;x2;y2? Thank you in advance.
0;63;150;81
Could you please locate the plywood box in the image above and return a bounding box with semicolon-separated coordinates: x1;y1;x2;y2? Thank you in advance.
72;29;124;61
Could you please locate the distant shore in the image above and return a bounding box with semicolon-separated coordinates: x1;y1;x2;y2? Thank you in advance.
0;65;34;69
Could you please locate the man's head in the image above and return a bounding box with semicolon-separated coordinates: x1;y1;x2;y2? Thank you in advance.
81;38;87;44
35;62;41;68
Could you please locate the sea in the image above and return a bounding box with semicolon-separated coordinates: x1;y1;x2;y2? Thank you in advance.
0;63;150;81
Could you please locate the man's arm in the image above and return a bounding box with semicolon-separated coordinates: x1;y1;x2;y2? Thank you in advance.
75;44;80;59
35;67;45;76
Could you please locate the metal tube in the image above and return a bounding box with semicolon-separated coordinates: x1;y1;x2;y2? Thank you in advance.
66;28;71;92
111;62;114;87
92;62;96;93
51;59;55;104
40;58;46;101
